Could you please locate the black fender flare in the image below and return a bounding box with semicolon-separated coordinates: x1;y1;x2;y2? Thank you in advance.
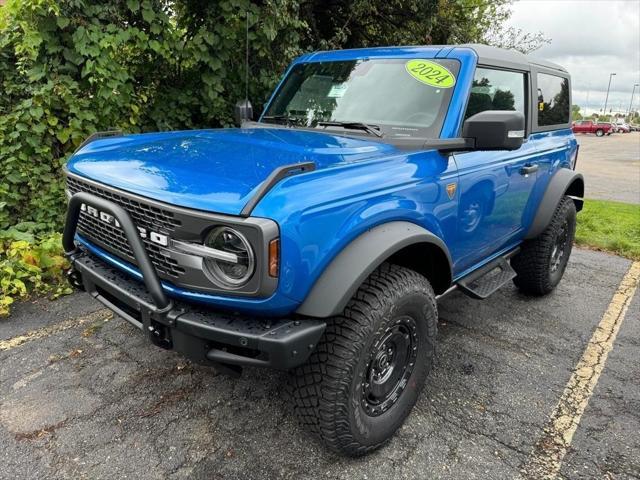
296;221;452;318
525;168;584;240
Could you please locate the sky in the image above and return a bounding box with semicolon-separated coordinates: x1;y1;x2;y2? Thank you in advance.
506;0;640;115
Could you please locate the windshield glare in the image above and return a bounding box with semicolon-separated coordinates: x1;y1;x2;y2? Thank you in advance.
262;59;460;138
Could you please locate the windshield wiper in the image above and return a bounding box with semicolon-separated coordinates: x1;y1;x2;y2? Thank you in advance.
317;121;383;138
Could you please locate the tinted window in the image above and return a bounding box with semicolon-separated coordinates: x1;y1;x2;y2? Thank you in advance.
537;73;570;126
464;68;526;120
264;59;460;138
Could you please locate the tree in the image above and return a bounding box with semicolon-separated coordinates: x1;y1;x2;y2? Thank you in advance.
297;0;440;49
426;0;549;53
571;104;583;121
0;0;307;229
296;0;549;54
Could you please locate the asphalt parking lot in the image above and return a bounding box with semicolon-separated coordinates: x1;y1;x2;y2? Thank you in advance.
1;249;639;480
576;132;640;204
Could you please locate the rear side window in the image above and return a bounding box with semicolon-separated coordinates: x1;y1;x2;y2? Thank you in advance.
464;68;526;120
537;73;570;127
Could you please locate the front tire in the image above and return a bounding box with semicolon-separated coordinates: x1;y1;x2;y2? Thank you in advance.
289;264;437;456
511;196;576;296
595;129;604;137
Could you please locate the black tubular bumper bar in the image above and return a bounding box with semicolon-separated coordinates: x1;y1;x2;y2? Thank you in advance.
63;192;326;370
63;191;171;310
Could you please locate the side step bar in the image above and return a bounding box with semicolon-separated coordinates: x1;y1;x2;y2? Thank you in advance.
456;248;520;300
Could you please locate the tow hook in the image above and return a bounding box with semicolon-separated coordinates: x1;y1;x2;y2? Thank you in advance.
147;321;172;350
66;268;85;291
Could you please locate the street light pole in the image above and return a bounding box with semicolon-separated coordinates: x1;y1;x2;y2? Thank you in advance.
628;83;639;117
603;73;616;119
585;82;590;115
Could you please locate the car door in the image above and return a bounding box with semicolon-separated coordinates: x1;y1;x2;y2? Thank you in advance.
573;120;587;133
527;69;576;219
451;67;539;275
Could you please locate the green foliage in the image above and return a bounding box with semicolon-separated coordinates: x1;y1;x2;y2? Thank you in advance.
0;229;71;317
576;200;640;261
571;104;582;121
293;0;546;53
0;0;307;231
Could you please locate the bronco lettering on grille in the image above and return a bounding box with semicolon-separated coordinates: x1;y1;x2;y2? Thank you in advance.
80;203;169;247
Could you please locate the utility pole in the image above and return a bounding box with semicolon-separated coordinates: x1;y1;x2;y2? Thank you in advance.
628;83;639;118
585;82;590;116
603;73;616;119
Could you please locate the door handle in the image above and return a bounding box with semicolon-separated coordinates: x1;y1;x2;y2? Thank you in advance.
520;164;539;175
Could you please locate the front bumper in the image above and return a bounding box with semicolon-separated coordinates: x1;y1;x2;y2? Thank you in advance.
63;192;325;370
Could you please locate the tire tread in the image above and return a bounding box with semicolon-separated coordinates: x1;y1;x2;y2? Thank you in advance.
512;195;576;295
288;263;437;456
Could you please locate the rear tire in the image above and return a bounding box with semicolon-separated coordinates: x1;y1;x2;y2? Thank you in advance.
511;196;576;296
288;263;437;456
595;129;604;137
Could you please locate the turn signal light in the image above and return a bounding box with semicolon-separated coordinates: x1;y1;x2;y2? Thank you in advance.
268;238;280;277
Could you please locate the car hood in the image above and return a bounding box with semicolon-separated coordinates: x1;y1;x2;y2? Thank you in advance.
67;127;398;215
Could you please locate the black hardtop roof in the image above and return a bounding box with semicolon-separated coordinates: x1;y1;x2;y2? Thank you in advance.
306;43;568;75
460;44;568;74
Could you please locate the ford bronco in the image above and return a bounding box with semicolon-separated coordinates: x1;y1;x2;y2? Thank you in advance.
63;44;584;456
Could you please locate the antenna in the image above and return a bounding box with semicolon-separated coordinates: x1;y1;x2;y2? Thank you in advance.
234;10;253;125
245;11;249;103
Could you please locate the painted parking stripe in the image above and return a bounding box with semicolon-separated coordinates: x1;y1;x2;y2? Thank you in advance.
0;309;112;352
520;261;640;479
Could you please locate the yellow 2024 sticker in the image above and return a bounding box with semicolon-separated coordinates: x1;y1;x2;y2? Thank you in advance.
405;59;456;88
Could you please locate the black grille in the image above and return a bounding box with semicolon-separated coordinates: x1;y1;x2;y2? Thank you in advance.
67;176;185;278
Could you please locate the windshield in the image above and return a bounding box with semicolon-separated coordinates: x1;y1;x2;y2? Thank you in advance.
262;58;460;138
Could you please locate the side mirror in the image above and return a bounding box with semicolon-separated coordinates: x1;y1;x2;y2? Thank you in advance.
234;99;253;126
462;110;525;151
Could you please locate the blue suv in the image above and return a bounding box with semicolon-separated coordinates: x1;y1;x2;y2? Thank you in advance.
63;44;584;455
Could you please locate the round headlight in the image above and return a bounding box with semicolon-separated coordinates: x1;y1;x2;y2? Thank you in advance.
204;227;255;287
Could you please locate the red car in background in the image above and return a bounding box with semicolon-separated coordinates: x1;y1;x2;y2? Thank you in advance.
572;120;614;136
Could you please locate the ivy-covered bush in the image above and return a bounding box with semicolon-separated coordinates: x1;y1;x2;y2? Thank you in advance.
0;228;70;316
0;0;307;314
0;0;306;231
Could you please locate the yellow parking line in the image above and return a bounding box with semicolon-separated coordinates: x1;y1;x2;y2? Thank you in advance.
521;261;640;479
0;308;112;352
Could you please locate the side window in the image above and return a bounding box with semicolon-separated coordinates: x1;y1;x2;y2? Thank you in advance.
537;73;570;127
464;68;526;121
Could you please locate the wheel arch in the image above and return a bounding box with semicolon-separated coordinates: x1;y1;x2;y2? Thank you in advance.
296;221;452;318
525;168;584;240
